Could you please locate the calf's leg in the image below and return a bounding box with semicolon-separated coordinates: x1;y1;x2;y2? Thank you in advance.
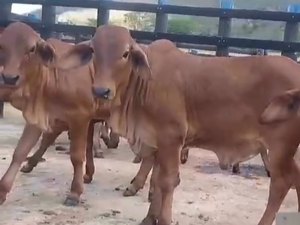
232;163;240;174
148;158;159;202
64;120;89;206
93;122;104;158
123;155;154;197
258;145;296;225
260;147;271;177
0;124;41;204
141;140;182;225
180;147;189;164
84;121;95;184
100;122;120;149
21;130;63;173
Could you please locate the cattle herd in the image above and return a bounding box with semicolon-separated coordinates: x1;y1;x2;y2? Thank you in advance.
0;22;300;225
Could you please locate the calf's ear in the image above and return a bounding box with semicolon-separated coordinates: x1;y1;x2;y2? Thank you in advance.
35;40;94;70
130;43;151;79
56;43;94;70
35;41;56;67
260;89;300;124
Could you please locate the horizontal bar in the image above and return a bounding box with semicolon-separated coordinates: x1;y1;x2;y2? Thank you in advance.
2;0;300;22
131;30;300;51
1;21;300;52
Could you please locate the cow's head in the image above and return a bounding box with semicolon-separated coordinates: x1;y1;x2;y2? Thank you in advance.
0;22;61;86
260;89;300;124
56;25;150;100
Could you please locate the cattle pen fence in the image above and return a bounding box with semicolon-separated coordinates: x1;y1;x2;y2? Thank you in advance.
0;0;300;117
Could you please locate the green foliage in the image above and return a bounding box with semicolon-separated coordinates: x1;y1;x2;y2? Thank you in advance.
123;12;155;31
167;18;199;34
86;18;97;27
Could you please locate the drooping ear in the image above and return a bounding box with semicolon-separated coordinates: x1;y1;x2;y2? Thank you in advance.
260;89;300;124
55;41;94;70
35;40;56;67
130;43;151;78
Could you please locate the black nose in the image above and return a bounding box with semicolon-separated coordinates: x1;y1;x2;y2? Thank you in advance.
92;87;111;99
1;74;20;86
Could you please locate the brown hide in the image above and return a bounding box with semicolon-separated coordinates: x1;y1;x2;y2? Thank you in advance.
0;22;111;206
58;25;300;225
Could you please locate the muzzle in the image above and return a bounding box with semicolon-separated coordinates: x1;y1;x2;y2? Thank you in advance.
92;87;111;100
1;74;20;86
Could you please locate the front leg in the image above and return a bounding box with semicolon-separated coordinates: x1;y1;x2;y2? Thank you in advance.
141;138;182;225
21;129;63;173
0;124;42;204
64;119;89;206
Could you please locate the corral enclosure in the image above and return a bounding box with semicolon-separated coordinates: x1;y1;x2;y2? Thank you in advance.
0;1;300;225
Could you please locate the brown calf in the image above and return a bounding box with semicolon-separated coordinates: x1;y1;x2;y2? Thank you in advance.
0;22;105;206
56;25;300;225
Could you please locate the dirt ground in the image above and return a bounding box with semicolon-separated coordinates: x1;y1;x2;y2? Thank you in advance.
0;104;298;225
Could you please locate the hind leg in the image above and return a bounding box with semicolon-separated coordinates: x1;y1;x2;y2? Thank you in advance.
123;155;154;197
260;147;271;177
258;145;296;225
232;163;240;174
291;161;300;212
180;148;189;164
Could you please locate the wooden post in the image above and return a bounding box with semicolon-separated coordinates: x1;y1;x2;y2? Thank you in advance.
41;0;56;39
216;0;234;56
282;4;300;61
97;0;110;26
155;0;168;33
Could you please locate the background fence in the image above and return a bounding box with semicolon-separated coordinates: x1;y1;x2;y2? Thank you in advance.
0;0;300;117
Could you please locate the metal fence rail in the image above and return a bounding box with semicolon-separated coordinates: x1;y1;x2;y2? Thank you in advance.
1;0;300;58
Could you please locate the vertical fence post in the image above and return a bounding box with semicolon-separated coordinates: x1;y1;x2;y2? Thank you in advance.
155;0;168;33
282;4;300;61
216;0;234;56
0;3;11;118
0;3;12;23
97;0;110;26
41;0;56;39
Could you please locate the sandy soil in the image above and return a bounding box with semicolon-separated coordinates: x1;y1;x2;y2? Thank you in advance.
0;104;298;225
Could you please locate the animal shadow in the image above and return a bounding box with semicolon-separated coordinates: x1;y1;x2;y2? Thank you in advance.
195;161;269;180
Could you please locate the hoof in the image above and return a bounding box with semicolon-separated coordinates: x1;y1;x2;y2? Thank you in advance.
123;185;139;197
232;165;240;174
180;154;188;164
0;192;7;205
140;216;157;225
132;156;142;164
55;146;68;151
83;174;93;184
20;164;34;173
39;157;46;162
63;196;79;206
94;151;104;159
0;185;8;205
107;142;119;149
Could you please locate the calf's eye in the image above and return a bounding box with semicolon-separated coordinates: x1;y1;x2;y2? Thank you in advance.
122;51;129;59
29;46;36;53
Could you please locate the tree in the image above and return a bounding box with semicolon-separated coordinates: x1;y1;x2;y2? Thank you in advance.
123;12;155;31
167;18;199;34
